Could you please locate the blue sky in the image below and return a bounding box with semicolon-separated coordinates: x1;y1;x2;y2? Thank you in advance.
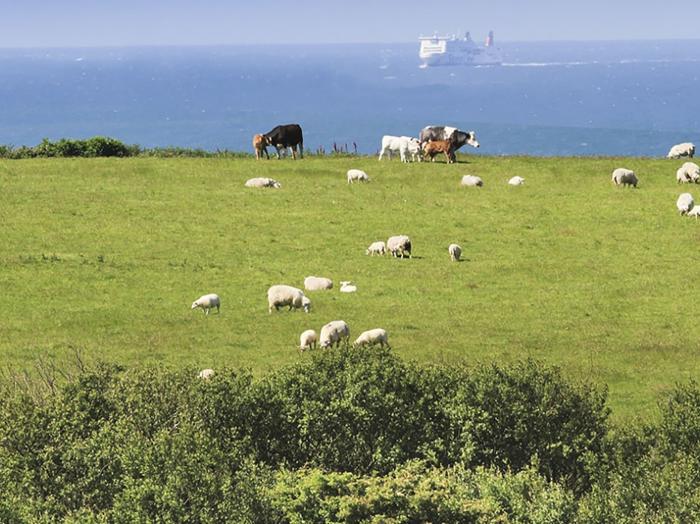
2;0;699;47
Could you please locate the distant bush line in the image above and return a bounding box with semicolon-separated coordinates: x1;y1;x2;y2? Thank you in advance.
2;349;700;522
0;136;362;159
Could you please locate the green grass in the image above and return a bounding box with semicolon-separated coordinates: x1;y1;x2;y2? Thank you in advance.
2;154;699;419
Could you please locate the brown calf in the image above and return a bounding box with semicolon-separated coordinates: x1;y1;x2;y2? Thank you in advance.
422;140;455;163
253;134;269;160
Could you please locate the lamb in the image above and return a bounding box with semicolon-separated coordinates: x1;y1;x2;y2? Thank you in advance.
245;177;281;188
304;276;333;291
611;168;638;187
339;281;357;293
198;368;215;379
366;241;386;256
688;207;700;219
267;285;311;313
422;139;455;163
319;320;350;348
191;293;221;315
347;169;370;184
448;243;462;262
677;193;694;215
252;134;269;160
461;175;483;187
676;162;700;184
508;176;525;186
667;142;695;159
353;328;390;349
299;329;318;351
387;235;412;258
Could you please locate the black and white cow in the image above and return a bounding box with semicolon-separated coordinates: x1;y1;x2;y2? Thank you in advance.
263;124;304;160
419;126;480;156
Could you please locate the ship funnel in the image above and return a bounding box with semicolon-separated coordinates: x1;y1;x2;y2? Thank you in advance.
485;30;494;47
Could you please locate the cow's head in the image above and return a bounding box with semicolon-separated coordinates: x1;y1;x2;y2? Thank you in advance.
466;131;480;148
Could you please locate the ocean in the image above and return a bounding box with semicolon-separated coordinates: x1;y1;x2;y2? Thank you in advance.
1;39;699;156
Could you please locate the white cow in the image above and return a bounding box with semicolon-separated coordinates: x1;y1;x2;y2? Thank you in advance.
378;135;422;163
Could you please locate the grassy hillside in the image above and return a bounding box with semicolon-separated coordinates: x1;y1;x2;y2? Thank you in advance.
1;154;698;419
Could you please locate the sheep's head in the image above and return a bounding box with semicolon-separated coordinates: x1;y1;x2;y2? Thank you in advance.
302;296;311;313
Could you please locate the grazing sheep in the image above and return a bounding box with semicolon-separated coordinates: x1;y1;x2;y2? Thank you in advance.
366;241;386;256
191;293;221;315
245;177;281;188
677;193;695;215
677;162;700;184
688;207;700;219
422;139;455;163
387;235;412;258
668;142;695;159
461;175;484;187
319;320;350;348
299;329;318;351
252;134;269;160
198;368;215;379
448;243;462;262
304;276;333;291
340;281;357;293
353;328;390;349
347;169;370;184
267;285;310;313
611;168;638;187
508;176;525;186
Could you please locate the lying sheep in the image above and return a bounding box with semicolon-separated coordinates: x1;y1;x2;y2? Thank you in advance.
245;177;281;188
677;193;694;215
304;276;333;291
668;142;695;159
611;168;638;187
353;328;390;349
198;368;215;379
448;243;462;262
387;235;412;258
299;329;318;351
422;140;455;163
461;175;483;187
508;176;525;186
191;293;221;315
320;320;350;348
267;285;311;313
366;241;386;256
677;162;700;184
340;281;357;293
347;169;370;184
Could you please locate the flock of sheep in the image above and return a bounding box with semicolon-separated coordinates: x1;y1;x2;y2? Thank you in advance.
195;138;699;377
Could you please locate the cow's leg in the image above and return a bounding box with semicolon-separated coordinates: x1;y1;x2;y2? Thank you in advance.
299;140;304;159
378;147;386;161
263;147;269;160
291;145;297;160
275;146;282;159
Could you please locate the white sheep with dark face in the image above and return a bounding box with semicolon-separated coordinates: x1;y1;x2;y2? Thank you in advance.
668;142;695;159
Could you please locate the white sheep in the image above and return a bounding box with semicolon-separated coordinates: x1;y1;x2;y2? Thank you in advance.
461;175;483;187
387;235;412;258
347;169;370;184
688;207;700;219
508;176;525;186
191;293;221;315
319;320;350;348
667;142;695;159
198;368;215;379
299;329;318;351
366;241;386;256
611;168;638;187
677;193;695;215
448;243;462;262
245;177;281;188
676;162;700;184
353;328;390;349
340;281;357;293
267;285;311;313
304;276;333;291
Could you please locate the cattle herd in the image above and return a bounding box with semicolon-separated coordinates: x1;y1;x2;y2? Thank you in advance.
195;124;698;377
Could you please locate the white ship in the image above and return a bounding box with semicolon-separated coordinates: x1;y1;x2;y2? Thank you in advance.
419;31;502;68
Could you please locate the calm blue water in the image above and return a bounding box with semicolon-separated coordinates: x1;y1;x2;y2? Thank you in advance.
1;40;699;156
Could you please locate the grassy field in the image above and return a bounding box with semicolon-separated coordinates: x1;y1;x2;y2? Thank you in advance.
2;154;700;419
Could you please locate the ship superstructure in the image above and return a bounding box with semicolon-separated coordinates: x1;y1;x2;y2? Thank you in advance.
419;31;502;67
